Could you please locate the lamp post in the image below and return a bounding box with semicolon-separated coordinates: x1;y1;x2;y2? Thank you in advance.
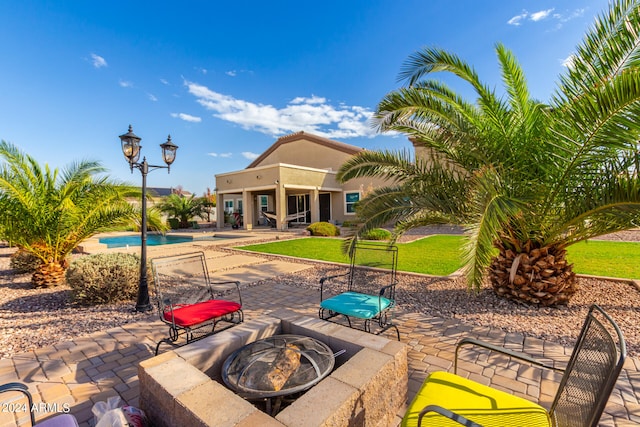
119;125;178;312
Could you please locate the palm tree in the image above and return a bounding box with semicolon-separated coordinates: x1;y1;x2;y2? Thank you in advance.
0;141;143;287
157;193;205;228
337;0;640;306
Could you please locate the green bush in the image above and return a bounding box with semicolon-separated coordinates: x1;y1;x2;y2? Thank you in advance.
361;228;392;241
340;220;358;228
306;221;340;237
66;253;141;305
10;249;43;273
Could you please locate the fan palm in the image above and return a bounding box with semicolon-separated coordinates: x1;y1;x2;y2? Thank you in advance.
337;0;640;306
0;141;143;287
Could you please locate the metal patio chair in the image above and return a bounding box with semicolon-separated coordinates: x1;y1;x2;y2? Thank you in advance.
0;382;79;426
402;304;627;427
319;241;400;340
151;251;244;354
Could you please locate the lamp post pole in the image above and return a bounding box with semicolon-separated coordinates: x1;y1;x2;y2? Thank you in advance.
119;125;178;312
138;158;150;311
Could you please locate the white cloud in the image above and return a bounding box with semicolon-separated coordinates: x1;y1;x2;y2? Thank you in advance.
119;80;133;88
509;7;585;27
207;152;233;158
530;8;554;21
226;69;253;77
90;53;107;68
160;78;169;85
241;152;260;160
185;81;376;139
171;112;202;123
561;54;576;69
508;11;527;26
558;8;586;23
148;93;158;102
291;95;326;105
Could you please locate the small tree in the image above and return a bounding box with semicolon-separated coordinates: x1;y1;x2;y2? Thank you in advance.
338;0;640;306
0;141;141;287
157;193;205;228
200;188;217;223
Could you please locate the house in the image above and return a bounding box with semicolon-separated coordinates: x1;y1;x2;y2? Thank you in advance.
215;131;388;231
147;187;193;198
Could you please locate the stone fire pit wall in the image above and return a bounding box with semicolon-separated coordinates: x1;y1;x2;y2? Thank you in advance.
138;309;408;427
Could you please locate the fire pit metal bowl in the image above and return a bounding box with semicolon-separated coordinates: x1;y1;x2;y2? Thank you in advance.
221;334;335;404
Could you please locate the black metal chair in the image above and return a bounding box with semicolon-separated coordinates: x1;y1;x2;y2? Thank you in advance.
402;304;627;427
319;241;400;340
0;382;78;426
151;251;244;354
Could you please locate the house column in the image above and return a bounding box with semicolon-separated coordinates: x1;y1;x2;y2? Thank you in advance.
275;181;287;230
216;194;225;230
242;190;253;231
310;187;319;223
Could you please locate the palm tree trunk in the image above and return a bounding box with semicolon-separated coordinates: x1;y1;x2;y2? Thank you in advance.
489;241;578;306
32;260;68;288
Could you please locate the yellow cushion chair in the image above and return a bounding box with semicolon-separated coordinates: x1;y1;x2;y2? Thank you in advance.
402;305;626;427
402;371;550;427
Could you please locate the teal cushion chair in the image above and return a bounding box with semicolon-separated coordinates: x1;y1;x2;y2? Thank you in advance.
319;242;400;339
402;305;626;427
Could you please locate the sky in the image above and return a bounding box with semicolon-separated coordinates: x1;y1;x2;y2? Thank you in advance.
0;1;608;196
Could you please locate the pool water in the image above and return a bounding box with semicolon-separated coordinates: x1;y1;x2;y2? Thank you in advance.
99;234;196;248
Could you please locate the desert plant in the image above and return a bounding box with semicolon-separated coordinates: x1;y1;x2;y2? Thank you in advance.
307;222;340;237
157;194;205;228
361;228;391;241
0;141;143;287
338;0;640;306
66;253;141;304
9;249;43;274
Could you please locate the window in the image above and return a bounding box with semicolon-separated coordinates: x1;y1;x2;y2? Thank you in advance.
224;200;234;214
258;195;268;212
344;192;360;214
236;199;243;214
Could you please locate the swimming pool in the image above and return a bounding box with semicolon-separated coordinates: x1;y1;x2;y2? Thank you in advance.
99;234;198;248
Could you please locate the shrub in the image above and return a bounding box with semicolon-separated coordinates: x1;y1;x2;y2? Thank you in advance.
306;221;340;237
66;253;141;305
10;249;43;273
340;220;358;228
361;228;392;241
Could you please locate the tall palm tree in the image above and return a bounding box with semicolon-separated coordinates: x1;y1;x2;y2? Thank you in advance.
0;141;142;287
157;193;205;228
337;0;640;306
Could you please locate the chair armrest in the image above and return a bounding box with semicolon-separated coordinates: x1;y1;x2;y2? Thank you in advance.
0;382;36;425
418;405;482;427
210;280;243;307
378;283;396;312
455;337;564;375
379;282;396;297
319;272;350;301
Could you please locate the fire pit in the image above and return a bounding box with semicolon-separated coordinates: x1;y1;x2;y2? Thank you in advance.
222;334;335;414
138;311;408;427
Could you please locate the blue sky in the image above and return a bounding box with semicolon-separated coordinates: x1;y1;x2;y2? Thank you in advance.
0;1;606;195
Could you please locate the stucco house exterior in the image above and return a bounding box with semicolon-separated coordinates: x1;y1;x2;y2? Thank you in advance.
215;131;388;231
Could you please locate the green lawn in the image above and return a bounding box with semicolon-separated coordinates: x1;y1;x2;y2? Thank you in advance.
239;235;465;276
566;240;640;278
237;235;640;279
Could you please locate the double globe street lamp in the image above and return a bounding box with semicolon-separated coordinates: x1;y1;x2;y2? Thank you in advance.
119;125;178;312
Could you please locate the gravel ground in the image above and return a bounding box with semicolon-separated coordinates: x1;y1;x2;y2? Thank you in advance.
1;229;639;360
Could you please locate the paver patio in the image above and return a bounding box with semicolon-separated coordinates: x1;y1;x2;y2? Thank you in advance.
1;241;639;426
